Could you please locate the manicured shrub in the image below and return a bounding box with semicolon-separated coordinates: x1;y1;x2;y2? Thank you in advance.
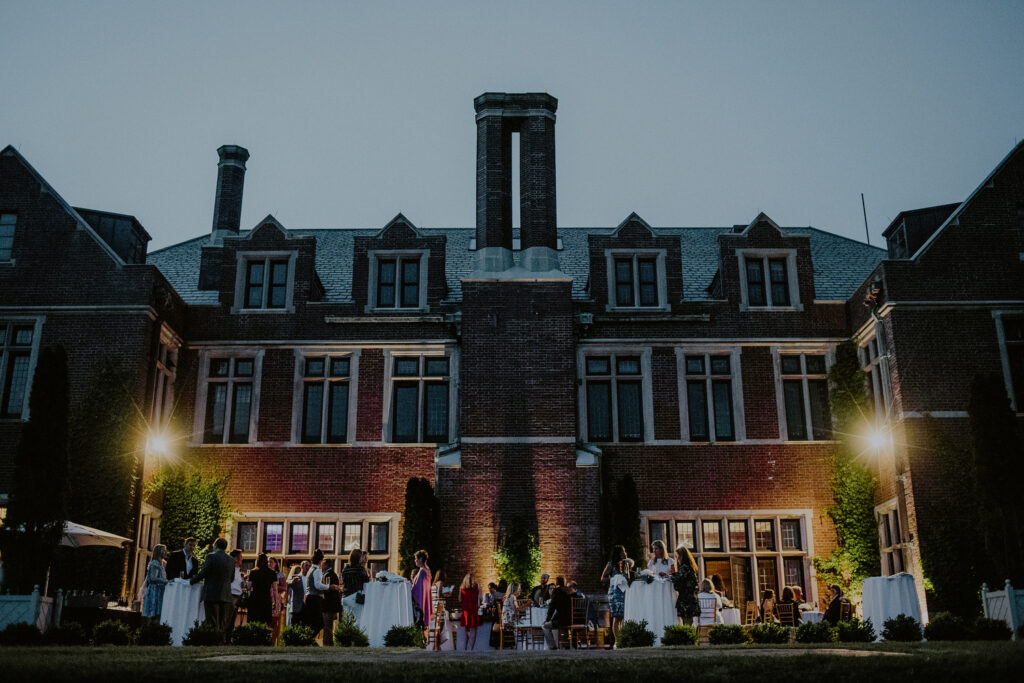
707;624;750;645
750;622;791;644
881;614;922;642
183;621;225;646
93;619;135;646
333;612;369;647
0;622;43;646
660;624;698;646
796;621;837;643
136;621;172;646
836;618;875;643
383;624;424;648
972;617;1012;641
231;621;272;646
282;624;317;646
924;612;970;641
44;621;88;646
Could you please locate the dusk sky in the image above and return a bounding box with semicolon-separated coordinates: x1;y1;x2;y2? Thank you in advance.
2;1;1022;250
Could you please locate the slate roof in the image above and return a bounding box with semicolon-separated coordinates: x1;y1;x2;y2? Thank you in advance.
148;226;884;305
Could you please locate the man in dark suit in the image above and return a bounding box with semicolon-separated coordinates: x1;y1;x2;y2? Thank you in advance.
165;537;198;580
541;577;571;649
190;537;234;632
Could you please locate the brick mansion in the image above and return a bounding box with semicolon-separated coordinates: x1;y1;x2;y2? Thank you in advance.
1;93;1022;615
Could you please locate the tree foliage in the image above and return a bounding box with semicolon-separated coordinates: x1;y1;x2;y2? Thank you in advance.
56;361;142;594
814;340;879;598
492;515;542;590
968;373;1024;584
145;467;232;552
0;345;70;593
398;477;441;575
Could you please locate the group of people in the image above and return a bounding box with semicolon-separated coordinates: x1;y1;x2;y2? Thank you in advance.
138;537;373;645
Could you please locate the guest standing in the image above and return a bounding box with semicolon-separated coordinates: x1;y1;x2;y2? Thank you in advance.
141;544;169;623
304;549;338;639
247;553;278;625
459;572;481;650
671;545;700;624
647;540;676;578
286;560;309;626
191;537;234;632
341;548;369;622
321;558;342;646
411;549;433;633
165;537;198;580
227;549;244;632
600;545;630;638
268;557;285;644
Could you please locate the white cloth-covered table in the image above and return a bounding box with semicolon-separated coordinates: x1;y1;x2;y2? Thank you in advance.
803;611;824;624
358;580;413;647
623;578;676;646
721;607;741;625
862;573;921;641
160;579;205;646
516;606;550;650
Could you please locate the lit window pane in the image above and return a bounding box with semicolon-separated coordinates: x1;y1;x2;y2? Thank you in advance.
290;523;310;554
784;557;804;593
649;520;668;545
343;523;361;551
264;523;283;553
237;522;257;552
702;520;722;550
369;522;389;553
728;521;748;550
676;521;696;550
317;523;336;553
781;520;802;550
755;520;775;551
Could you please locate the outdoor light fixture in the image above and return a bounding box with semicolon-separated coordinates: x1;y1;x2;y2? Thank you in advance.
146;433;170;458
866;428;888;451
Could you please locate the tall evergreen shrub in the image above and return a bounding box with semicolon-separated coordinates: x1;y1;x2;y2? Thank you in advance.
398;477;441;575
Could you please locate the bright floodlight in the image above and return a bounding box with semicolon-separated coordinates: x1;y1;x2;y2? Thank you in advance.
867;429;887;451
147;434;170;457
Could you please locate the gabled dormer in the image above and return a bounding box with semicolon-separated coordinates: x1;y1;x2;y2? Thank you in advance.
717;212;814;311
199;214;320;313
587;212;682;312
352;214;447;313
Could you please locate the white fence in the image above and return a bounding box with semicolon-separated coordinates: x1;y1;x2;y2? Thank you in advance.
981;579;1023;640
0;585;61;633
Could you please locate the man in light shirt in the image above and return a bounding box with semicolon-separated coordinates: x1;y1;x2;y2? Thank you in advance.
226;548;244;634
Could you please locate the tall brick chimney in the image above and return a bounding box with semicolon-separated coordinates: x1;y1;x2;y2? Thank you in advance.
473;93;560;274
211;145;249;234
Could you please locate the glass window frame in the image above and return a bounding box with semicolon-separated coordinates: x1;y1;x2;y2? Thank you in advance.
778;351;832;442
299;354;353;444
0;321;38;419
683;351;737;443
0;213;16;261
582;352;647;443
387;354;451;444
242;256;291;310
202;355;257;445
372;252;426;311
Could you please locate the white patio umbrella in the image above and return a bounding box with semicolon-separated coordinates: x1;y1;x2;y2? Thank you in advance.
60;521;132;548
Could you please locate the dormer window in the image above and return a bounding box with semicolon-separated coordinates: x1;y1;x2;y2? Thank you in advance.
736;250;801;311
605;250;669;311
367;250;428;312
233;252;296;313
0;214;16;261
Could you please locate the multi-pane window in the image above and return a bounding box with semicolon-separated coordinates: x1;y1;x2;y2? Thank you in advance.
647;513;810;607
203;357;255;444
1000;315;1024;410
584;355;644;442
289;523;310;554
244;258;289;309
342;523;362;551
317;523;336;553
684;354;735;442
0;214;15;260
744;255;793;308
369;522;390;553
390;355;450;443
613;255;659;307
263;522;284;553
152;340;178;429
236;522;258;553
377;256;420;309
1;323;35;418
780;353;831;441
877;505;906;576
301;356;351;443
860;335;892;423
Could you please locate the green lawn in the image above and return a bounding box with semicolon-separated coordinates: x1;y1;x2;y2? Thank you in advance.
0;642;1021;682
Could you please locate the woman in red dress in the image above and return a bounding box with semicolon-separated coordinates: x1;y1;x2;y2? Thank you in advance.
459;572;481;650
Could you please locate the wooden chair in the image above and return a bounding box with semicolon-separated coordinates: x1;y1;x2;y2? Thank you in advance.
427;599;448;650
839;600;853;622
568;597;591;649
743;600;759;625
696;596;720;644
776;602;796;627
514;598;544;650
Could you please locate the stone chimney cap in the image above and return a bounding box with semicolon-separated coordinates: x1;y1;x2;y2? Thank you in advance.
474;92;557;114
217;145;250;165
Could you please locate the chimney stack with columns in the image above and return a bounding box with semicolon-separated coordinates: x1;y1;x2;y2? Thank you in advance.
473;93;561;275
211;145;249;235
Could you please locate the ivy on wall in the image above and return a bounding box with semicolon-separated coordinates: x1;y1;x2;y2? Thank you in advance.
813;339;879;599
492;515;542;590
145;467;232;554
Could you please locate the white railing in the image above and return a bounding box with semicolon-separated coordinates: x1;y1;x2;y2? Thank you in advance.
0;585;61;633
981;579;1023;640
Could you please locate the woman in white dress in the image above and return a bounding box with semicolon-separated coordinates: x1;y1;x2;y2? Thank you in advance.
647;540;676;578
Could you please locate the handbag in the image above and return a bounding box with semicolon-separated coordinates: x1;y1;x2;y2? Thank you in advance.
355;591;365;605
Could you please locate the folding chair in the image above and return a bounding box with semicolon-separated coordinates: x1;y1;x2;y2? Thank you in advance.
568;597;591;649
696;596;720;645
776;602;796;627
743;600;759;625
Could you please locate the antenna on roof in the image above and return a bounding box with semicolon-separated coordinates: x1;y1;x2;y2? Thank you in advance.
860;193;871;245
